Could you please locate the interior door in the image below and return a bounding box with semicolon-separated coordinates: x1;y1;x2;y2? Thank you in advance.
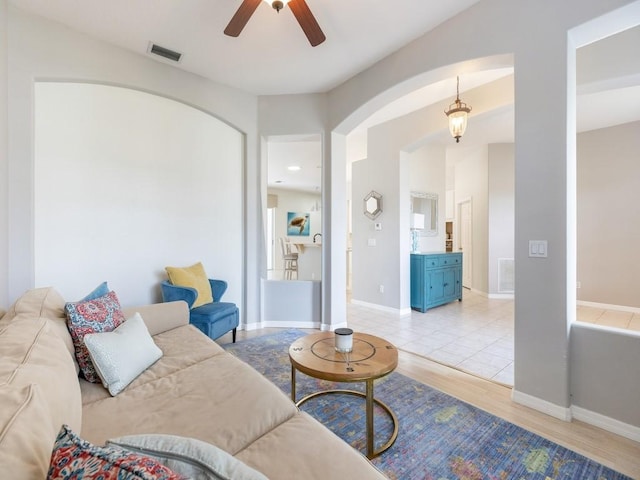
459;200;473;288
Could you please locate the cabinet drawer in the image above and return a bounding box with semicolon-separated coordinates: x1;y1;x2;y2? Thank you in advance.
438;255;460;266
423;257;439;267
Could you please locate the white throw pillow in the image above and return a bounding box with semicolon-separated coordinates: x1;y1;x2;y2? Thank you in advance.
84;312;162;396
106;434;269;480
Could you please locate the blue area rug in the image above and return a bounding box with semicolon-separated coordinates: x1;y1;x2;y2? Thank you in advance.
224;330;631;480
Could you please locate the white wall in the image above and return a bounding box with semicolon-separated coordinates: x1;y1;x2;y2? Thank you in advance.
5;7;260;324
351;153;398;309
488;144;515;296
0;0;8;309
577;121;640;308
451;145;489;293
409;145;447;253
34;83;242;308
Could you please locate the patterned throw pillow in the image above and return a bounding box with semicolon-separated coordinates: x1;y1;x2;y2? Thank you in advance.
65;291;126;383
48;425;185;480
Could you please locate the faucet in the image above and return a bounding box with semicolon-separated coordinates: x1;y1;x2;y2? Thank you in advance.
313;233;322;243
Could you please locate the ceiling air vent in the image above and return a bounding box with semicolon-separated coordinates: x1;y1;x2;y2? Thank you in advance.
148;43;183;63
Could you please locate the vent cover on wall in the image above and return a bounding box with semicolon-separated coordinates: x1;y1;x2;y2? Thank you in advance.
498;258;515;293
148;43;183;63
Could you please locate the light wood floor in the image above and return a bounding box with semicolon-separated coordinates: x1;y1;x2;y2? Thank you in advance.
227;328;640;479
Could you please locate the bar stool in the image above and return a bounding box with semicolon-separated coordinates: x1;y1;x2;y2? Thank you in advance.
279;237;298;280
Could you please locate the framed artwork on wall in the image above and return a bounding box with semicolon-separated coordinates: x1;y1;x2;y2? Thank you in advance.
287;212;310;236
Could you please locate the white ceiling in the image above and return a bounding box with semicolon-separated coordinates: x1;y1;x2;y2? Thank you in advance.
9;0;481;95
9;1;640;193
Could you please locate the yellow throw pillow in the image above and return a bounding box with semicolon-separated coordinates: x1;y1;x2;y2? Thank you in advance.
165;262;213;308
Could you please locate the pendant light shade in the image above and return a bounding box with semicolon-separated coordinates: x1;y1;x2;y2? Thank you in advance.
444;76;472;143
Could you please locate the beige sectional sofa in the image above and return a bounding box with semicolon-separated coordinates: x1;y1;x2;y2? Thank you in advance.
0;287;387;479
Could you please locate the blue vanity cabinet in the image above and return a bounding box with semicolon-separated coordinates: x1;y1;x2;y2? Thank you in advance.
410;252;463;312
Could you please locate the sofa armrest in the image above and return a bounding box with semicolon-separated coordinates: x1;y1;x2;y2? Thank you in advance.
122;301;189;336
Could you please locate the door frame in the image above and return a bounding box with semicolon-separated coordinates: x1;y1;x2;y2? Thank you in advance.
457;197;473;289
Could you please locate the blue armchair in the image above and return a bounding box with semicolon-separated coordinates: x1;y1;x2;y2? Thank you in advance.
161;279;239;343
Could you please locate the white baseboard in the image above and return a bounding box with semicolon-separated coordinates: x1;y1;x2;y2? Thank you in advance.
246;321;343;332
243;322;262;331
511;389;572;421
488;293;514;300
467;287;485;297
469;288;514;300
259;321;320;330
572;406;640;442
577;300;640;314
512;390;640;442
350;299;409;316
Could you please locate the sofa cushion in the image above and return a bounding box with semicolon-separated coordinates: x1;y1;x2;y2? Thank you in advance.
80;324;225;405
0;384;60;480
235;412;388;479
1;286;66;322
165;262;213;308
65;290;126;383
122;301;190;337
0;286;78;374
108;434;268;480
48;425;185;480
0;317;82;479
80;326;298;456
84;312;163;396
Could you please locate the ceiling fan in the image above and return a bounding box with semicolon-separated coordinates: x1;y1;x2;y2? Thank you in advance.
224;0;326;47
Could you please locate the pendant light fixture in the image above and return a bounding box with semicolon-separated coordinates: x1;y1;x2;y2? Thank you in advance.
444;76;472;143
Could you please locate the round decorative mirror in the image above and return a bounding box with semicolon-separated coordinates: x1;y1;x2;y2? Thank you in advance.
363;191;383;220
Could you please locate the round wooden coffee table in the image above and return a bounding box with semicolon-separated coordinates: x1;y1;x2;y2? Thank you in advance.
289;331;398;459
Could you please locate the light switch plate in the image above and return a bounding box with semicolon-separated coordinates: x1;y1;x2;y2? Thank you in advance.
368;238;376;247
529;240;548;258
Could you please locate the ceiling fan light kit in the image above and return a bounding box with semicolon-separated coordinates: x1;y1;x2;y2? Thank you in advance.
225;0;326;47
266;0;288;12
444;76;472;143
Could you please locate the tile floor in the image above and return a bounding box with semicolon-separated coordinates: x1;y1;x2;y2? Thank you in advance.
347;289;640;387
576;305;640;330
348;290;516;385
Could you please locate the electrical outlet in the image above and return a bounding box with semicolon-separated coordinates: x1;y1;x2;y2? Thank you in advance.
379;285;384;294
576;281;581;289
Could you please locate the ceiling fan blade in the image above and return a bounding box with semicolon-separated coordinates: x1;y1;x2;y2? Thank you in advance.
224;0;262;37
288;0;326;47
